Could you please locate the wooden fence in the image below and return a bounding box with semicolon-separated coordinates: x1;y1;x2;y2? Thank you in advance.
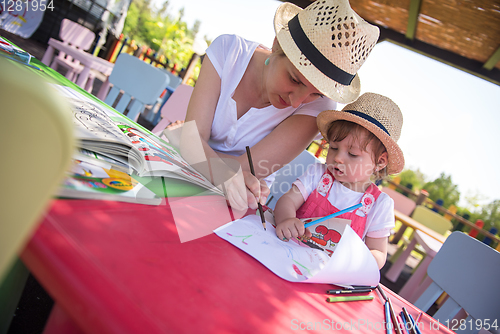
385;178;500;249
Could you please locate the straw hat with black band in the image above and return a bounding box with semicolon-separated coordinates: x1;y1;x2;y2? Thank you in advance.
274;0;380;104
317;93;405;175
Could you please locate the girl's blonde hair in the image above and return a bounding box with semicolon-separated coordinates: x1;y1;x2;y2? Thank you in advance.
327;120;388;180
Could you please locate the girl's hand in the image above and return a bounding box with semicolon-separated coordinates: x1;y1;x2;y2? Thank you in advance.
275;218;312;241
225;171;269;212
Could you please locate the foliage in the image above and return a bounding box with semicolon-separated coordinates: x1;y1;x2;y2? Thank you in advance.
122;0;206;82
474;200;500;231
462;191;489;213
395;168;426;193
422;172;460;209
385;166;499;238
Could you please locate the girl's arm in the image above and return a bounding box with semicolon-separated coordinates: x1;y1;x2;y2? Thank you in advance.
274;185;311;240
364;236;388;269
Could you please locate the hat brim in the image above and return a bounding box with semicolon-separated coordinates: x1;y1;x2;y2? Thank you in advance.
273;3;361;104
317;110;405;175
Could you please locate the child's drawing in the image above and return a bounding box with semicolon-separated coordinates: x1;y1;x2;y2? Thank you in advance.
215;215;380;285
226;233;252;245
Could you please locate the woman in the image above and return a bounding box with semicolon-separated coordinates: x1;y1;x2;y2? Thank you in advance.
180;0;380;211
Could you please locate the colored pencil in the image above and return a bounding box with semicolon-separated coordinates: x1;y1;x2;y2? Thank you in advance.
384;300;392;334
245;146;266;230
402;308;418;334
377;284;389;301
387;298;403;334
408;313;422;334
326;295;374;303
304;203;362;228
397;314;408;334
327;288;373;294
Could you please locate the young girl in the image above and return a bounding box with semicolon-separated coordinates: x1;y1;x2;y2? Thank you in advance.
274;93;405;269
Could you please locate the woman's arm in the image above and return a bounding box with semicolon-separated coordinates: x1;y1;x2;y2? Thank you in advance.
181;56;221;167
181;56;266;211
217;114;318;211
364;236;388;269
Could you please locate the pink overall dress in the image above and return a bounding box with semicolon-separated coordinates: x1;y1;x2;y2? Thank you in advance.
296;169;382;239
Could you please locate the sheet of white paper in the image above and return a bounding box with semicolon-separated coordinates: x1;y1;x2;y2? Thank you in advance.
214;215;380;286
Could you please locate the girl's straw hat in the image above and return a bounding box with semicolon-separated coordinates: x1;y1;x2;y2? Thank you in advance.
317;93;405;175
274;0;380;104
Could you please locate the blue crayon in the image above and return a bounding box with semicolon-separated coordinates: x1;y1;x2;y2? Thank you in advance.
304;203;362;228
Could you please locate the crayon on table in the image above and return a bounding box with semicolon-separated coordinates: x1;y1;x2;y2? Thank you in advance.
384;300;393;334
327;288;373;294
326;295;374;303
408;313;422;334
402;308;418;334
397;314;408;334
415;312;423;324
387;299;403;334
400;312;410;334
377;284;389;301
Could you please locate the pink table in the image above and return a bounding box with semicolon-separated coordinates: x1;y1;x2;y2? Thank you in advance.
385;211;446;283
41;38;114;92
20;198;454;334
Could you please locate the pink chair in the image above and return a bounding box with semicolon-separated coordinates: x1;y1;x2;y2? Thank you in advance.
151;84;194;137
50;19;95;84
382;187;417;244
382;187;416;216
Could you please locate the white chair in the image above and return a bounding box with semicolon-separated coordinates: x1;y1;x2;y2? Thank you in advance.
151;84;194;136
266;150;320;209
50;19;96;82
103;53;170;122
414;232;500;334
164;71;183;90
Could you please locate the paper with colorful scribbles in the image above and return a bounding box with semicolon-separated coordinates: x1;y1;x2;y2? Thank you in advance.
214;215;380;286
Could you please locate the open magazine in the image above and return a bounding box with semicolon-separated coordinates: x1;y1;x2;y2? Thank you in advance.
60;160;163;205
54;85;222;197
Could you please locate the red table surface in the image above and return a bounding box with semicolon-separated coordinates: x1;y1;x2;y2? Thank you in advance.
21;197;455;334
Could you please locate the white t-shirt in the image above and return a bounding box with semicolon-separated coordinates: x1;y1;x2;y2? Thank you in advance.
205;34;337;158
294;163;395;239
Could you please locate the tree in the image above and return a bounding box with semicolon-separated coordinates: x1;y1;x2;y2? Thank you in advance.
423;173;460;209
122;0;204;78
476;200;500;231
396;168;426;192
122;0;153;40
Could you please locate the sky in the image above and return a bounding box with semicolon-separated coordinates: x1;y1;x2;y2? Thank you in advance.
156;0;500;208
